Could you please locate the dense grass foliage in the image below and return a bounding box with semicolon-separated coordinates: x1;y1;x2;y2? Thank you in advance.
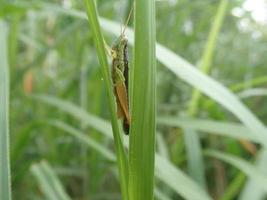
1;0;267;200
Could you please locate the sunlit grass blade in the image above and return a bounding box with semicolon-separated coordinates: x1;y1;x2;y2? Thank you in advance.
183;128;206;188
205;150;267;193
237;88;267;99
156;155;212;200
35;95;212;199
158;117;262;143
0;20;12;200
128;0;156;199
238;149;267;200
31;161;71;200
154;189;172;200
77;0;129;198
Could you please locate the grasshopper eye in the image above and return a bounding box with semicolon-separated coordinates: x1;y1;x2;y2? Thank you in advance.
111;50;117;58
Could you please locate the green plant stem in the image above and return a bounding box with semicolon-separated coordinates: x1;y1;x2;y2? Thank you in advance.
188;0;229;115
231;75;267;92
0;20;12;200
184;0;228;189
129;0;156;199
220;172;246;200
82;1;129;199
79;50;89;198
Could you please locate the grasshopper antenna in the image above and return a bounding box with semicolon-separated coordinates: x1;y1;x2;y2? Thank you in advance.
119;2;123;35
122;4;134;36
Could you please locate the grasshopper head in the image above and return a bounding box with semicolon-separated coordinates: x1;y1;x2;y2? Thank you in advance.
120;35;128;45
111;35;128;58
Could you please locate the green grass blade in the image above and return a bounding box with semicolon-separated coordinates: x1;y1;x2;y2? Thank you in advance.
49;120;116;162
154;189;172;200
80;0;129;198
31;164;59;200
129;0;156;199
156;155;212;200
0;20;12;200
231;75;267;92
205;150;267;193
33;95;112;137
238;149;267;200
238;88;267;99
158;117;262;143
157;133;170;159
40;162;71;200
183;129;206;188
31;161;71;200
35;95;211;199
8;13;21;69
220;173;246;200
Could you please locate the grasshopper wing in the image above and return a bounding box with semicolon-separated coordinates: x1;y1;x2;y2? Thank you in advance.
115;82;131;125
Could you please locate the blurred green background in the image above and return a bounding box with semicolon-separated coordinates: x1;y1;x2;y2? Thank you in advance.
1;0;267;199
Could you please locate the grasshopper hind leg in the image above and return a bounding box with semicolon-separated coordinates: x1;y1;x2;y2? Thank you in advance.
123;119;130;135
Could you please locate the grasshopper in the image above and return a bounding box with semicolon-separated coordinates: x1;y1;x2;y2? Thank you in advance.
110;7;133;135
